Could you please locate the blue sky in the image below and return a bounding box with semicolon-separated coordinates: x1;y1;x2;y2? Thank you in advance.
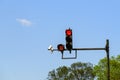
0;0;120;80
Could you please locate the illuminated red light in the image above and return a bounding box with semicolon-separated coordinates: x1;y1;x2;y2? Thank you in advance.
57;44;65;51
65;29;72;36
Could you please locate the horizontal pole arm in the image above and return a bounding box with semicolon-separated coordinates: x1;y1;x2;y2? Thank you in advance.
72;48;105;51
49;48;106;51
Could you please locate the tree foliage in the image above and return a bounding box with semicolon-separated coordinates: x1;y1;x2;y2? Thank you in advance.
94;55;120;80
47;62;95;80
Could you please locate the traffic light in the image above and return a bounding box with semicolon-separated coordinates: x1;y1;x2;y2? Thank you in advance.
57;44;65;53
65;28;73;51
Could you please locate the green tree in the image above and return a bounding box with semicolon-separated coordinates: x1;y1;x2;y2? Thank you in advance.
94;55;120;80
47;62;95;80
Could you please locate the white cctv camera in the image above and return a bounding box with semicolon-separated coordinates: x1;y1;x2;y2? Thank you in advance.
48;45;53;53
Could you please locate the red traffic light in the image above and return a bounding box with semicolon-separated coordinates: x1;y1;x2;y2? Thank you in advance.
65;29;73;51
65;29;72;36
57;44;65;52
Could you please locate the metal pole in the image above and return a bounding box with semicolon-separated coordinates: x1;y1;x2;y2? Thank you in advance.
106;39;110;80
107;50;110;80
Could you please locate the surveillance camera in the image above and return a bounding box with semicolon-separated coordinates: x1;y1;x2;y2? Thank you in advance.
48;45;53;53
48;45;52;50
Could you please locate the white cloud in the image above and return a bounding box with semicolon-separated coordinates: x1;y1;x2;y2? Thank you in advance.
16;18;32;26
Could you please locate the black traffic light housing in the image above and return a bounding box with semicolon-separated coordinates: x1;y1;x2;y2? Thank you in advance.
57;44;65;53
65;28;73;52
